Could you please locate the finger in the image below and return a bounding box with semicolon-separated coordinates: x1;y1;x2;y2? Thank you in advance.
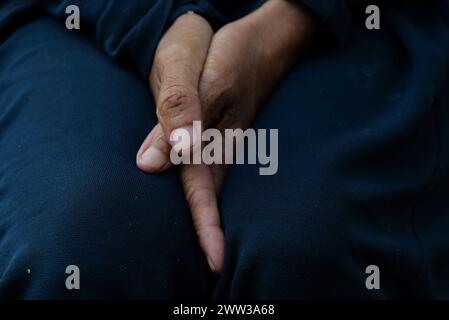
136;123;173;173
157;84;202;156
138;13;212;169
181;164;225;273
139;13;212;171
210;164;228;194
154;13;211;150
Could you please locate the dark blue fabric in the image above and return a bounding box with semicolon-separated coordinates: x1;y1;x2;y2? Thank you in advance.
0;0;269;80
0;1;449;299
0;0;233;80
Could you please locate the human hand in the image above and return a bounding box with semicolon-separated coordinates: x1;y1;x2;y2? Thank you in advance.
137;0;316;273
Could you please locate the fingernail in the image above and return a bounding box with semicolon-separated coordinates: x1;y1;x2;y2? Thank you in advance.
171;126;198;154
139;146;167;170
207;256;216;273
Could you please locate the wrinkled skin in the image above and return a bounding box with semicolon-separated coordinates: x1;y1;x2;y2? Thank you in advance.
137;0;316;272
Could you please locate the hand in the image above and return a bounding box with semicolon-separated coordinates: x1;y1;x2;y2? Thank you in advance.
137;0;316;273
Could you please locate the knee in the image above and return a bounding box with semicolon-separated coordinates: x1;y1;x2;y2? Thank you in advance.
220;218;373;299
1;158;202;299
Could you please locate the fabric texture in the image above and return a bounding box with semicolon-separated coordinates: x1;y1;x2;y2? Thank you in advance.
0;1;449;299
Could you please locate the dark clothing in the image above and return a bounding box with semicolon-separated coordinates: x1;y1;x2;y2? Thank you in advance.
0;1;449;298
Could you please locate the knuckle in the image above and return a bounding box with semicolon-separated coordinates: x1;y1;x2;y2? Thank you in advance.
157;85;196;120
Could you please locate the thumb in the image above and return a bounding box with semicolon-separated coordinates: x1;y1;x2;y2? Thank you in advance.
138;13;212;171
